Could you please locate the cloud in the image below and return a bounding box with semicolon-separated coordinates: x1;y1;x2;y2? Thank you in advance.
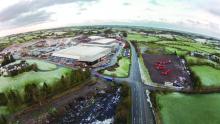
185;0;220;17
148;0;159;5
9;10;53;27
0;0;220;39
0;0;97;22
123;2;131;6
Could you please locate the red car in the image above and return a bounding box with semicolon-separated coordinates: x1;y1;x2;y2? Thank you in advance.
161;69;171;75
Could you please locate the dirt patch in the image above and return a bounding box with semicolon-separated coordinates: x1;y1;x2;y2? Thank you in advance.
142;54;192;88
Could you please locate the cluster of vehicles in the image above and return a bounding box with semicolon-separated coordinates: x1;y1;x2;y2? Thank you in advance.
154;59;172;76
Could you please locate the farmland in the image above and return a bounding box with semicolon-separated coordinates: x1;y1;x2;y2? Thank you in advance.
127;33;160;42
155;92;220;124
156;40;220;54
191;66;220;87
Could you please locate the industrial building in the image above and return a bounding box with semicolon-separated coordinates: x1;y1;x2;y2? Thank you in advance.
85;38;119;51
52;36;119;65
52;45;111;62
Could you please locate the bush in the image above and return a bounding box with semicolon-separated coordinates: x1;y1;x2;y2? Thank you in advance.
48;107;58;117
6;90;22;106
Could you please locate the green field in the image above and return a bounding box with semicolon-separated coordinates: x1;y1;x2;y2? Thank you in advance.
156;40;220;54
127;34;160;42
0;60;71;93
191;65;220;87
185;56;219;66
0;60;72;116
165;47;189;56
104;57;130;77
156;92;220;124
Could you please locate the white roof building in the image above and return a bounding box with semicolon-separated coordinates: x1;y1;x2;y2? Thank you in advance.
52;45;111;62
90;38;116;44
89;36;104;40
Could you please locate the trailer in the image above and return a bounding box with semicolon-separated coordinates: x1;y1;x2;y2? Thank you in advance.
104;77;113;82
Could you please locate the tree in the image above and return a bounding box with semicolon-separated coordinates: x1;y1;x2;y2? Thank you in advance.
1;53;15;66
24;83;39;104
0;115;7;124
32;63;38;72
60;75;69;89
6;89;22;105
9;54;15;62
122;31;127;37
0;93;7;106
38;82;51;105
104;29;113;34
41;82;51;99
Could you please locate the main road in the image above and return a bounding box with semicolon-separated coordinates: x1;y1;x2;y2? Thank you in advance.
125;42;155;124
91;41;155;124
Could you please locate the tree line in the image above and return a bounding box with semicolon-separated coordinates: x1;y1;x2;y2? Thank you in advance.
0;68;91;123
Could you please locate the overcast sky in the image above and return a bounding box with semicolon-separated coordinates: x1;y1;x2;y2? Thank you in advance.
0;0;220;38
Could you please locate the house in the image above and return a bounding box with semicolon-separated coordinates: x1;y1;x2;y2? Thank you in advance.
0;60;29;77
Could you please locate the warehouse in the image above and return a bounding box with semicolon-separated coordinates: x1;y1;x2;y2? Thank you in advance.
86;37;119;51
90;38;116;44
52;45;111;65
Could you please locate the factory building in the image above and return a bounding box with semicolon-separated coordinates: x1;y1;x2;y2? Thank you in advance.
52;36;119;65
52;45;111;63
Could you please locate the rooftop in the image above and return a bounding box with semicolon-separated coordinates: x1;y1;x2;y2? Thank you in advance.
88;36;104;40
90;38;116;44
52;45;111;62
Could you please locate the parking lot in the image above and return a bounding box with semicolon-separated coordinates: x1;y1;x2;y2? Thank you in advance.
142;54;192;88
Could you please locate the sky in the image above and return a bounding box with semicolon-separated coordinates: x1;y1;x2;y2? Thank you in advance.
0;0;220;38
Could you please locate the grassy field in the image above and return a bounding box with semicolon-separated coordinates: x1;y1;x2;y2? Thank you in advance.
104;57;130;77
165;47;188;56
0;62;71;115
139;56;154;84
127;34;160;42
0;60;71;93
156;92;220;124
156;41;220;54
191;65;220;87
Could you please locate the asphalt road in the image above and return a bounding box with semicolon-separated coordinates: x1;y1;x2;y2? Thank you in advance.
92;41;155;124
126;42;155;124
